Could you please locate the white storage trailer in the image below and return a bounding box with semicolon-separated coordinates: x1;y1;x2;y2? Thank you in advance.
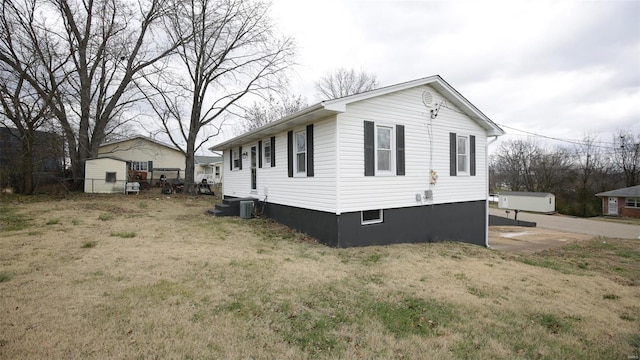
498;191;555;214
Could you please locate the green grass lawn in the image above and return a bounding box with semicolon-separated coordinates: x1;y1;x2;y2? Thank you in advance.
0;194;638;359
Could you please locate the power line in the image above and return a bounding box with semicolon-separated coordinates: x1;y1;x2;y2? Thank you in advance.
495;123;617;149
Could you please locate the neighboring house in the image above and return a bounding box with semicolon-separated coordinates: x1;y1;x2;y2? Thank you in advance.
0;127;64;188
84;156;128;193
195;155;223;184
98;135;185;186
211;75;505;247
498;191;555;214
595;185;640;218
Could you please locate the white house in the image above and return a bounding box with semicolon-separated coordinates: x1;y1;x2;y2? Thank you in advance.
210;75;505;247
98;135;185;187
498;191;555;214
195;155;223;184
84;156;128;193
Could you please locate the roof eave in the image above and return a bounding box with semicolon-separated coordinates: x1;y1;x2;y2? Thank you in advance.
210;75;506;151
210;103;340;151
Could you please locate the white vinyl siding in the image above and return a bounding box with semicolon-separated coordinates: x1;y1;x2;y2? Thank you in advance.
222;117;337;213
336;85;487;213
221;84;490;215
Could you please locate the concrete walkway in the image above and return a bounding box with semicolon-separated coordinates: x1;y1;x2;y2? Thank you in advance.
489;208;640;240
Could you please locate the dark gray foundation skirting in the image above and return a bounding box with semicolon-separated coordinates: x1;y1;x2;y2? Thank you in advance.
254;199;487;248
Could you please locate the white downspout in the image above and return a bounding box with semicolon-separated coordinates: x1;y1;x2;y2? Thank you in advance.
485;135;499;248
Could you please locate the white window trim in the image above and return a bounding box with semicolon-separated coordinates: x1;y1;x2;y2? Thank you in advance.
361;209;383;225
232;149;240;170
264;140;272;168
250;145;257;191
457;135;469;176
129;161;148;172
294;129;306;176
625;197;639;208
375;124;394;176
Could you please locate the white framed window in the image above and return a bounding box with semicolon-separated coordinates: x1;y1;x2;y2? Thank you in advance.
376;125;393;174
232;149;240;169
361;209;383;225
295;130;306;175
250;145;257;191
625;197;639;208
215;166;220;177
105;172;116;183
129;161;148;171
457;135;469;174
264;140;271;167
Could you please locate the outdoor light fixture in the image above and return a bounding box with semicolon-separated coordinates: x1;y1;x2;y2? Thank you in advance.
242;151;248;160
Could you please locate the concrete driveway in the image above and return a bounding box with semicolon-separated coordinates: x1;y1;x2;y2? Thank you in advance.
489;208;640;240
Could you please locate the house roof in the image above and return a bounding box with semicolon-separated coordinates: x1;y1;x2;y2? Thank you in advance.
210;75;505;151
499;191;554;197
100;135;180;152
86;155;128;163
195;155;222;165
595;185;640;198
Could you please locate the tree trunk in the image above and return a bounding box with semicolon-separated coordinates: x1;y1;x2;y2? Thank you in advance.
20;132;35;195
184;131;197;194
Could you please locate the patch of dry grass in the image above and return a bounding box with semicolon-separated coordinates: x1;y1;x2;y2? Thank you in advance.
0;193;638;359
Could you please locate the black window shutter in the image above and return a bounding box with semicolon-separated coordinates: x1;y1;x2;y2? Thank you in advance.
148;161;153;172
229;150;232;171
287;131;293;177
258;141;262;168
306;124;314;177
364;121;375;176
239;146;243;170
470;135;476;176
270;136;276;167
450;132;457;176
396;125;405;176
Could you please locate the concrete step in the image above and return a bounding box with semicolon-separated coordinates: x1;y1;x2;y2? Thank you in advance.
207;208;233;217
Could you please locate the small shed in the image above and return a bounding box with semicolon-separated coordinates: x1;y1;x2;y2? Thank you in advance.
595;185;640;218
84;156;128;194
498;191;555;214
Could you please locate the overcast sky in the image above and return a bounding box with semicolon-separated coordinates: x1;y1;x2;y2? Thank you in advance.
263;0;639;151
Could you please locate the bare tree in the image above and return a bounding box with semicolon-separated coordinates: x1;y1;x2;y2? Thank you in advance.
0;0;67;193
534;146;573;193
613;130;640;186
572;135;607;216
492;139;541;191
492;138;573;193
239;93;306;134
0;0;186;190
314;67;378;100
143;0;296;192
